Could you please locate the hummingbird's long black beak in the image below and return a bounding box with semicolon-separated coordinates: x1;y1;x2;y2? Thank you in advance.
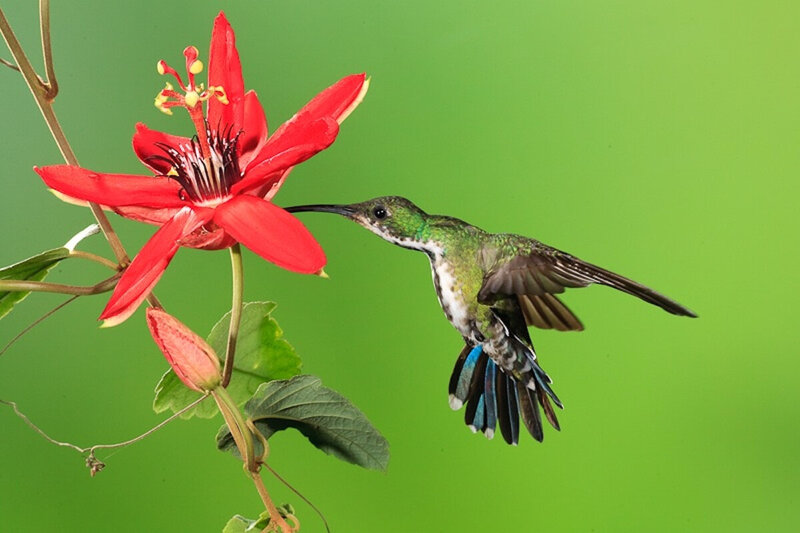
284;204;356;217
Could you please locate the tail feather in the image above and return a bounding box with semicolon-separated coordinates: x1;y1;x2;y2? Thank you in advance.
464;353;488;429
537;387;560;431
495;370;513;443
517;381;543;442
483;363;498;439
448;345;481;410
449;344;561;444
506;374;521;444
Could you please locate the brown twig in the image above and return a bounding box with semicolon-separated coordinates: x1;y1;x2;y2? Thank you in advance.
0;295;79;358
250;471;294;533
38;0;57;99
0;55;17;71
0;6;129;266
0;272;120;296
0;5;162;309
0;395;208;476
264;463;330;533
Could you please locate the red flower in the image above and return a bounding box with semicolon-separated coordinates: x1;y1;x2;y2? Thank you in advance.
35;12;368;327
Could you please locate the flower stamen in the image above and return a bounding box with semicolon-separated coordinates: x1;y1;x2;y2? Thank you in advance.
152;126;243;204
154;45;231;176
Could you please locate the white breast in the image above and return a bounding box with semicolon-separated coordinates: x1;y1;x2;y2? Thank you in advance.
430;256;472;338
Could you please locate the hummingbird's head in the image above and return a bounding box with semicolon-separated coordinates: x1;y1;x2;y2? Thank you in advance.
286;196;431;250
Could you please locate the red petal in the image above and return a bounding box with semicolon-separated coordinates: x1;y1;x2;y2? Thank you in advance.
213;196;325;274
260;167;293;201
207;12;245;134
231;117;339;195
99;207;213;327
289;73;369;125
35;165;187;208
132;123;191;175
239;91;269;169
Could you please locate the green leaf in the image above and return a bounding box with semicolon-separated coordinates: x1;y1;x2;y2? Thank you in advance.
0;224;99;320
222;506;294;533
222;513;270;533
216;375;390;471
0;248;70;320
153;302;302;419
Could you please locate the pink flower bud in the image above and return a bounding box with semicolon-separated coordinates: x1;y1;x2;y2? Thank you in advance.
146;308;221;392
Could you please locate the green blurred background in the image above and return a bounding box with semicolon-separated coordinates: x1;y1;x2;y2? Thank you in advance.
1;1;797;531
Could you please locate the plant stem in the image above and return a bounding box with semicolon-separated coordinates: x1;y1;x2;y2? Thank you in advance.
0;395;208;476
222;243;244;387
264;463;330;533
212;386;255;471
212;389;290;531
69;250;120;271
0;273;120;295
0;7;128;266
0;295;79;358
251;470;293;533
1;5;162;307
0;56;17;71
38;0;57;99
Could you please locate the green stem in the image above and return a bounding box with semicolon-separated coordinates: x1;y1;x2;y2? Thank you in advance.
222;243;244;387
0;273;119;295
213;391;291;532
212;387;255;471
68;250;120;271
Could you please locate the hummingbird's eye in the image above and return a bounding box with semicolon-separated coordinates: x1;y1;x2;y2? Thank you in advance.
373;206;387;219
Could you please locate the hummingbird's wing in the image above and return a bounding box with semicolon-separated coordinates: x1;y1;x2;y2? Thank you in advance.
478;242;697;318
518;293;584;332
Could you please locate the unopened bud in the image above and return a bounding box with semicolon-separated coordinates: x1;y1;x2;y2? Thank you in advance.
146;308;221;392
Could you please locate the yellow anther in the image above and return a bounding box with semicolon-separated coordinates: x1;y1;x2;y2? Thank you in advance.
164;82;174;91
154;92;171;114
157;61;165;75
209;86;229;105
184;91;200;108
189;60;204;75
167;167;178;176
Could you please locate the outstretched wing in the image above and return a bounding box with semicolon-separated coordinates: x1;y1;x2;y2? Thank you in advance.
478;241;697;318
518;293;584;331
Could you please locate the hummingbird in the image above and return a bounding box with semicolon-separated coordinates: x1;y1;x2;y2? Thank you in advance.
286;197;696;445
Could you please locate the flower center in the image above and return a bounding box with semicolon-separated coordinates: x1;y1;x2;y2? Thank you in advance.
152;45;239;204
153;128;242;204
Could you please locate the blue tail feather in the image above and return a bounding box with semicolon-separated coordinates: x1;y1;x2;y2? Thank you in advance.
448;343;561;444
483;363;498;438
507;374;520;444
449;345;482;410
471;394;486;432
